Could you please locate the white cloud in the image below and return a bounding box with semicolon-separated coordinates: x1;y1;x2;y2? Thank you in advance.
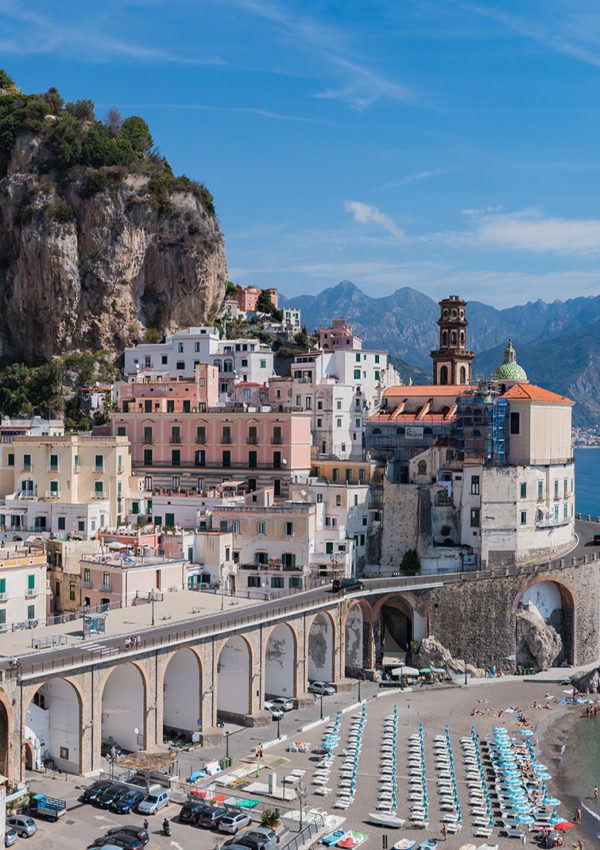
344;200;405;240
461;209;600;255
314;57;413;110
382;168;451;190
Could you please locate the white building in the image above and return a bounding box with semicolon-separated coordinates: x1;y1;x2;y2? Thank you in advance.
211;338;274;396
0;543;48;629
124;327;220;380
283;308;301;329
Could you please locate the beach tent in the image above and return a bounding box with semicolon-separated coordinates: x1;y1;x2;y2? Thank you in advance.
392;666;419;677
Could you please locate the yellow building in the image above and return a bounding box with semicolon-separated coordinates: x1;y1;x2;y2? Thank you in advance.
0;436;139;538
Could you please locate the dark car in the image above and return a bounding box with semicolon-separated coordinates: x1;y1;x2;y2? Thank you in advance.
225;833;277;850
81;780;114;803
332;577;364;592
110;790;146;815
593;533;600;545
90;835;142;850
179;802;209;824
196;806;230;829
95;785;128;809
105;826;149;847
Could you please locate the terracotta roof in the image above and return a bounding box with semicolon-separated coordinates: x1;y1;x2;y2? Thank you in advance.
383;385;470;397
367;412;456;424
501;383;574;404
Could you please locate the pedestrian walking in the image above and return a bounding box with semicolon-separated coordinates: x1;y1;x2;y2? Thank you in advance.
441;822;447;841
594;785;598;801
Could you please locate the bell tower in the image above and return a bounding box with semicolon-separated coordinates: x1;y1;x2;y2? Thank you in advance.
430;294;474;385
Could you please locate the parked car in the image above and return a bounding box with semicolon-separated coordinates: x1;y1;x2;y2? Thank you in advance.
6;815;37;838
271;697;293;712
594;532;600;545
81;780;114;803
95;784;128;809
135;789;170;815
105;826;149;846
308;681;335;695
178;802;210;824
90;835;142;850
110;790;146;814
226;827;279;850
4;829;17;848
196;806;230;829
87;845;123;850
332;577;363;592
218;812;253;834
264;702;284;721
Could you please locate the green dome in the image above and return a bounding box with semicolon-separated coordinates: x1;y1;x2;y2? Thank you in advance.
493;361;528;381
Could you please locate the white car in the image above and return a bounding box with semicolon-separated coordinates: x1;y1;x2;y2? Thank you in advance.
309;681;335;696
271;697;293;712
218;812;252;833
264;702;284;720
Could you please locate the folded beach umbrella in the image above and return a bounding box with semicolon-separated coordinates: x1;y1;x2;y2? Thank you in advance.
553;821;574;831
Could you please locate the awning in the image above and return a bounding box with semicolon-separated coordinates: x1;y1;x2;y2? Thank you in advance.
392;666;419;677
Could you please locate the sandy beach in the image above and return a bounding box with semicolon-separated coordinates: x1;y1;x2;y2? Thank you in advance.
262;676;596;849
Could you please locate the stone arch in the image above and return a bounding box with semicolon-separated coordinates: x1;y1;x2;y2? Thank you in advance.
101;662;147;753
217;634;253;718
264;621;298;699
439;365;448;385
344;604;364;675
513;576;576;667
442;330;448;347
459;366;466;384
307;610;336;682
24;676;83;774
417;460;427;475
371;592;431;661
0;688;11;778
162;647;203;738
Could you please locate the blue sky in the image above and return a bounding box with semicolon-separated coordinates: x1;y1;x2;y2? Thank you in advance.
3;0;600;307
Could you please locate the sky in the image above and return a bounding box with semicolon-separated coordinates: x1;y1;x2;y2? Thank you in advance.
3;0;600;307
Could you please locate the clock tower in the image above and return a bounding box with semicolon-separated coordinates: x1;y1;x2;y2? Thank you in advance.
430;295;474;385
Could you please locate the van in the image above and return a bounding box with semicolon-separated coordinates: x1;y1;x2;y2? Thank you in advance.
332;577;364;592
135;788;170;814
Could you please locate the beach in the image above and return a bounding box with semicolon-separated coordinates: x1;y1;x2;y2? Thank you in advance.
262;675;597;848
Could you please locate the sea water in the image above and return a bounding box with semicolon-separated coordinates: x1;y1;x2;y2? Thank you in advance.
558;713;600;836
575;448;600;518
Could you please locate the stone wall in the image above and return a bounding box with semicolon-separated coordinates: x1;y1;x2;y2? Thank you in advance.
381;479;419;568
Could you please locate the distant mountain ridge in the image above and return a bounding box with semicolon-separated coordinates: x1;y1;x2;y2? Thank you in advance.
281;281;600;428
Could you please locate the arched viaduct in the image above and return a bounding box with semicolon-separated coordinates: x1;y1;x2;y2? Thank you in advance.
1;548;600;781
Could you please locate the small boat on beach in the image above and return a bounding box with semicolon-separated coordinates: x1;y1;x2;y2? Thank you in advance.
368;812;406;828
393;841;416;850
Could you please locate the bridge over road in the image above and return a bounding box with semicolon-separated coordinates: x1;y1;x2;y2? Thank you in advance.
0;519;599;781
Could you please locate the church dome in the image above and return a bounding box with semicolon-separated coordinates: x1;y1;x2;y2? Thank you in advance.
493;337;528;382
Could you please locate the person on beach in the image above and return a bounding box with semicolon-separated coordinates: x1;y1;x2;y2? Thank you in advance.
575;808;582;823
594;785;598;800
441;823;447;841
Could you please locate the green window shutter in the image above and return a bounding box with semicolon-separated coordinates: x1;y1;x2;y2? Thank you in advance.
27;605;35;620
0;609;5;625
0;578;5;593
28;574;35;590
165;513;175;527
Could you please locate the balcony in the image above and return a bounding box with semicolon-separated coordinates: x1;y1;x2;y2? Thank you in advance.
536;514;570;529
0;592;6;602
94;466;104;473
221;436;232;444
26;587;37;597
170;436;182;444
48;466;58;473
22;464;32;472
99;583;113;593
271;436;283;445
45;490;61;499
80;580;93;589
247;436;259;445
91;490;106;499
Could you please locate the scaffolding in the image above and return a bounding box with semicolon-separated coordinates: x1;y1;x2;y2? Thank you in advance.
454;386;509;465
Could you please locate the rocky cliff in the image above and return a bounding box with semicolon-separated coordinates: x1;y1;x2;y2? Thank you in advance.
0;74;227;360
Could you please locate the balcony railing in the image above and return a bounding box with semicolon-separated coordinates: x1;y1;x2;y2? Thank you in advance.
91;490;105;499
99;583;112;593
170;436;182;444
22;464;32;472
247;436;259;444
45;490;61;499
271;436;283;444
80;580;93;589
94;466;104;473
221;436;232;444
26;587;37;597
0;592;6;601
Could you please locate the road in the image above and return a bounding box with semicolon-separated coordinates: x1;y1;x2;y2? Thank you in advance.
3;519;598;681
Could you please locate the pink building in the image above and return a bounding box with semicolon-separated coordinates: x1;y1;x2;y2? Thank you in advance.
110;410;312;497
318;318;362;351
237;285;278;312
99;529;160;552
79;552;188;608
117;366;219;414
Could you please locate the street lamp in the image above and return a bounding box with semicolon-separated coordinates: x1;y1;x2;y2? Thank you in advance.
276;717;281;739
225;730;230;759
319;695;323;720
357;679;361;703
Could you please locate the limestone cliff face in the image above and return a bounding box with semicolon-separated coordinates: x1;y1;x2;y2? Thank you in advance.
0;134;227;360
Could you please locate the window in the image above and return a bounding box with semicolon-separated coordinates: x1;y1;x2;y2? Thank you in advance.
355;352;361;362
94;454;104;472
165;512;175;527
69;583;76;601
564;478;568;496
183;400;190;413
50;480;58;494
171;449;181;466
177;341;184;353
359;469;365;484
538;480;543;500
255;551;268;564
520;482;527;499
336;418;342;427
260;359;267;368
27;604;35;621
271;576;284;589
470;508;480;528
554;504;559;520
510;411;520;434
222;450;231;467
520;511;527;525
167;400;175;413
176;361;185;370
49;453;58;471
222;425;232;444
144;399;152;413
196;425;206;443
144;449;153;466
58;516;66;530
161;355;168;364
317;400;323;410
23;453;31;470
326;542;333;554
272;425;282;444
94;481;104;496
471;476;480;496
336;494;341;506
355;418;361;428
78;520;85;532
7;453;14;466
554;479;559;498
273;451;281;468
374;370;380;381
375;354;380;364
117;427;126;437
257;521;266;535
317;493;323;503
0;610;5;626
171;425;181;444
289;576;302;588
248;450;257;468
564;504;568;519
143;426;153;444
248;576;261;588
131;501;139;515
305;397;312;409
248;425;258;444
354;369;361;380
285;522;294;536
232;520;241;534
332;468;339;482
195;449;205;466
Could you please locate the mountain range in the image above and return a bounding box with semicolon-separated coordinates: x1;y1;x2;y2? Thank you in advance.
282;282;600;429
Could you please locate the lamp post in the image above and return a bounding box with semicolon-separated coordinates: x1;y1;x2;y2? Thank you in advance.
357;678;361;703
319;695;323;720
297;780;308;830
276;717;281;740
225;730;230;759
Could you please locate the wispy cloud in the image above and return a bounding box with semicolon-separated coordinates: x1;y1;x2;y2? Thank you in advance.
314;56;413;110
344;200;405;240
454;208;600;255
99;102;326;123
381;168;452;190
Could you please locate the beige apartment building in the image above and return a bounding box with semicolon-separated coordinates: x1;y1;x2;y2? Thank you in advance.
0;435;140;538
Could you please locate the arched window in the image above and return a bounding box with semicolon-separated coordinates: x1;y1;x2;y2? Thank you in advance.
373;428;381;435
441;406;450;416
440;365;448;385
459;366;466;384
460;330;465;345
442;330;448;347
417;460;427;475
450;331;457;346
